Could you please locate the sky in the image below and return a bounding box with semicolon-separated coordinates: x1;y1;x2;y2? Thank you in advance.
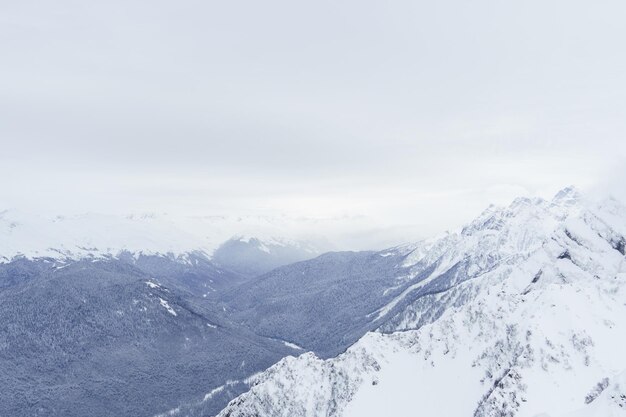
1;0;625;246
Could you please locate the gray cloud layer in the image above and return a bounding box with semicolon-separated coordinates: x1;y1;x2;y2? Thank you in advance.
1;0;625;239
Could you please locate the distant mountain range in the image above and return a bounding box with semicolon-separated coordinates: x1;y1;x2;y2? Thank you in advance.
0;210;332;264
2;187;625;417
0;212;328;416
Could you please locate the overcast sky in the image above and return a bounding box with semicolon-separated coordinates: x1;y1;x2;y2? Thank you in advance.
1;0;625;242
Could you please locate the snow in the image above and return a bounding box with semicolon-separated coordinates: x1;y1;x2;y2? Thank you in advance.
158;298;177;316
373;263;445;319
216;188;626;417
558;372;626;417
232;234;323;254
0;210;206;262
283;341;304;350
153;406;182;417
0;210;330;263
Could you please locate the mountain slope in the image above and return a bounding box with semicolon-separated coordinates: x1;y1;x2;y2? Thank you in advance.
0;211;363;417
217;190;592;359
218;249;414;358
0;258;298;417
211;236;322;278
216;188;626;417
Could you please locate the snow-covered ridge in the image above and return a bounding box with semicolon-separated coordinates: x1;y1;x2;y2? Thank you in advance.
0;210;204;262
371;187;588;321
0;210;327;263
216;187;626;417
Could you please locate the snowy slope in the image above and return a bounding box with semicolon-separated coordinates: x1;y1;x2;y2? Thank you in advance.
216;188;626;417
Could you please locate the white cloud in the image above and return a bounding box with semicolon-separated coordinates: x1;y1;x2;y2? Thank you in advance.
1;0;625;248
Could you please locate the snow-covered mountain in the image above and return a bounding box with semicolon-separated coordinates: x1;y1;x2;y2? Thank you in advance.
4;187;624;417
0;212;329;417
216;187;626;417
0;210;326;273
0;210;201;261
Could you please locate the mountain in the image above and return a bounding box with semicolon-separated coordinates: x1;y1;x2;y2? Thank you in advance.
216;187;626;417
211;236;323;278
0;210;205;262
0;211;329;417
0;210;331;264
0;208;327;294
5;187;624;417
0;257;302;417
217;249;413;358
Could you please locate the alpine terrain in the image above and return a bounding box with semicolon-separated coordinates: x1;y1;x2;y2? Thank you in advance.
2;187;624;417
216;187;626;417
0;211;323;417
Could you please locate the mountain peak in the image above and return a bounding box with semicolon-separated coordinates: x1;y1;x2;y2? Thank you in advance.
551;185;582;205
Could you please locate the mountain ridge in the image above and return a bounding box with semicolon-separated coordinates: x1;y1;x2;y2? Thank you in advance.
0;210;330;264
214;187;626;417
